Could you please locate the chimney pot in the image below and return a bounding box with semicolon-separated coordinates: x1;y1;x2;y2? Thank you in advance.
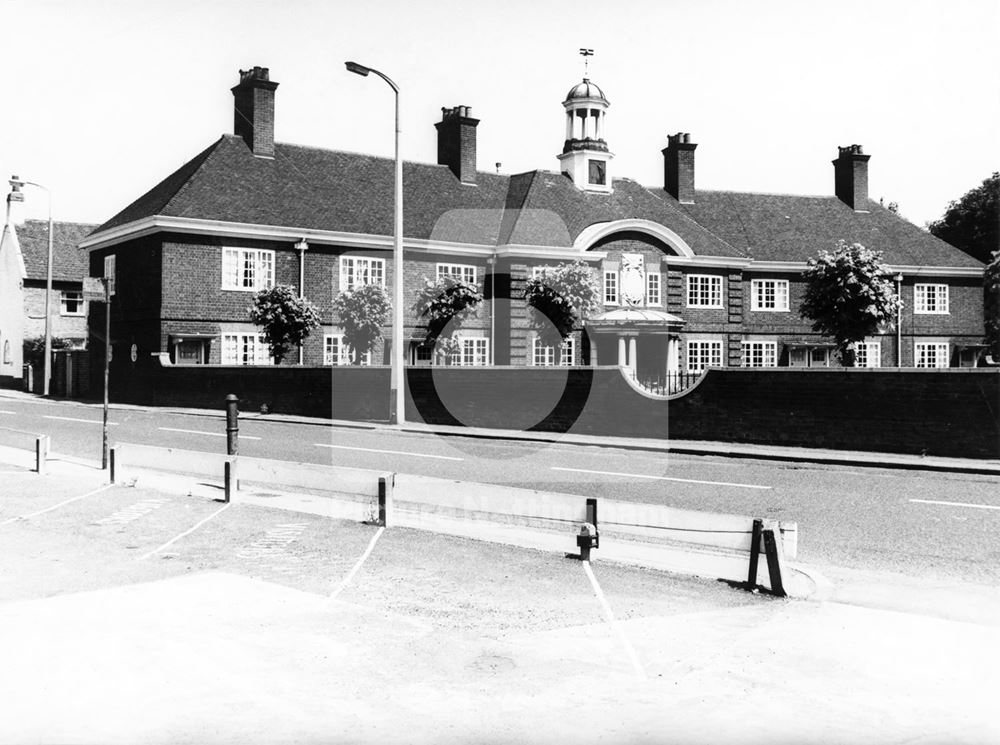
436;104;480;184
833;144;871;210
232;66;279;157
662;132;697;203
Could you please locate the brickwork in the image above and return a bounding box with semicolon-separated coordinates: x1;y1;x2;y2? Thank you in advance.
23;281;88;340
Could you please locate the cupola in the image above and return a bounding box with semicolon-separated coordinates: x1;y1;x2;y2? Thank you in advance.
557;51;613;193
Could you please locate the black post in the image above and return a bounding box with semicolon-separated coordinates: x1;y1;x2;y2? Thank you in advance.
586;497;599;548
747;518;763;587
224;461;232;503
101;281;111;470
225;394;239;456
762;529;786;597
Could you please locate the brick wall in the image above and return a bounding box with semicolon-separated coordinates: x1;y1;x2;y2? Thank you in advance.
115;362;1000;458
23;281;89;340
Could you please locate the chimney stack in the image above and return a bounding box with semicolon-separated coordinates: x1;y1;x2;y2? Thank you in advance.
833;144;870;210
232;66;279;158
662;132;697;203
435;106;479;184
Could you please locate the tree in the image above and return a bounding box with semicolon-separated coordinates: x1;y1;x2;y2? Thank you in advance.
413;276;483;353
524;260;601;347
248;285;321;365
333;283;391;364
928;172;999;264
22;336;74;366
985;250;1000;358
800;241;902;367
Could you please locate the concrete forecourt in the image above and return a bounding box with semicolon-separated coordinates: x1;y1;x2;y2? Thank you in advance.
0;435;998;745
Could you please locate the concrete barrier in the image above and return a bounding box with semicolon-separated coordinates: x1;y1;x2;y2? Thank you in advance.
0;428;50;474
392;474;800;596
109;444;393;525
107;446;802;595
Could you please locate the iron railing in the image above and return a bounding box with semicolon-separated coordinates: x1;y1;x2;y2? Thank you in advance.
626;369;705;396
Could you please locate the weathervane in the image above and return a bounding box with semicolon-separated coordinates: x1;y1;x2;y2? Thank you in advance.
579;48;594;78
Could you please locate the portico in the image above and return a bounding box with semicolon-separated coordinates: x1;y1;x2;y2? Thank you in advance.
585;307;685;386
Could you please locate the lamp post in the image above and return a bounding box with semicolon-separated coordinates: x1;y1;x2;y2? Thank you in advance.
345;61;405;424
8;176;53;396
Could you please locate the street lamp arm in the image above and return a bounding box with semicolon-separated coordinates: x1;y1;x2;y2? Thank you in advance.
344;61;398;94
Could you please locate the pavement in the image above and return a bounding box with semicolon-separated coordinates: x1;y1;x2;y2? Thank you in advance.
2;448;999;743
3;387;999;475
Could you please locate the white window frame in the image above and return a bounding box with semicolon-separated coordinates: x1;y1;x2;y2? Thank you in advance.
604;269;619;305
533;336;575;366
686;340;723;372
103;254;116;296
436;263;476;284
751;279;790;312
741;341;778;368
221;333;273;366
914;342;950;368
324;334;371;366
646;270;661;306
853;341;882;368
452;337;488;367
339;256;386;292
914;284;949;314
687;275;723;308
60;290;85;316
222;247;275;292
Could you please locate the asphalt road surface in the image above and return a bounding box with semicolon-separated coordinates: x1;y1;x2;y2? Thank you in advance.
2;395;999;601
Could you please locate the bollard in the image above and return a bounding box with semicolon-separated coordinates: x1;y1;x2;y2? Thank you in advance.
747;518;763;586
35;435;49;476
225;394;239;456
377;474;394;527
109;447;116;484
585;497;599;548
762;525;787;597
224;460;233;503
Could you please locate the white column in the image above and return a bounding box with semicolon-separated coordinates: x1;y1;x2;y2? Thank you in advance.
617;336;627;366
628;337;637;373
565;112;573;141
596;111;604;140
581;109;589;139
667;337;679;373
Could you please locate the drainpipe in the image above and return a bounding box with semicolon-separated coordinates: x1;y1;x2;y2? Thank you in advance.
488;254;496;365
894;273;903;367
295;239;309;364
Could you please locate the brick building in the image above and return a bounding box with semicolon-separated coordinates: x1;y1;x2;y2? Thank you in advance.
80;67;986;392
0;194;95;387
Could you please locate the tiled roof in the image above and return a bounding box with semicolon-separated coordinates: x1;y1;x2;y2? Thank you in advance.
19;220;97;282
670;191;984;268
90;134;983;269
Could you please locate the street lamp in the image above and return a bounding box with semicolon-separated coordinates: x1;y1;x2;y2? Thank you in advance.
9;176;54;396
345;61;405;425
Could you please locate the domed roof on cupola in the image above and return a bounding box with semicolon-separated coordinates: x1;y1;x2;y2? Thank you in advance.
564;78;608;104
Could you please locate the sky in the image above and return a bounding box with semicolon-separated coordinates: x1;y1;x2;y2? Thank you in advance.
1;0;997;230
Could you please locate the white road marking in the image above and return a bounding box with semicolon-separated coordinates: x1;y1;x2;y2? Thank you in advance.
95;498;168;526
583;560;646;678
326;526;385;605
315;443;463;461
0;410;16;414
43;415;118;426
909;498;1000;511
0;484;114;525
139;503;231;560
159;427;261;440
552;466;772;490
236;523;308;560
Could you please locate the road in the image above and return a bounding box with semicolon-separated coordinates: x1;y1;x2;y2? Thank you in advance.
2;394;999;608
